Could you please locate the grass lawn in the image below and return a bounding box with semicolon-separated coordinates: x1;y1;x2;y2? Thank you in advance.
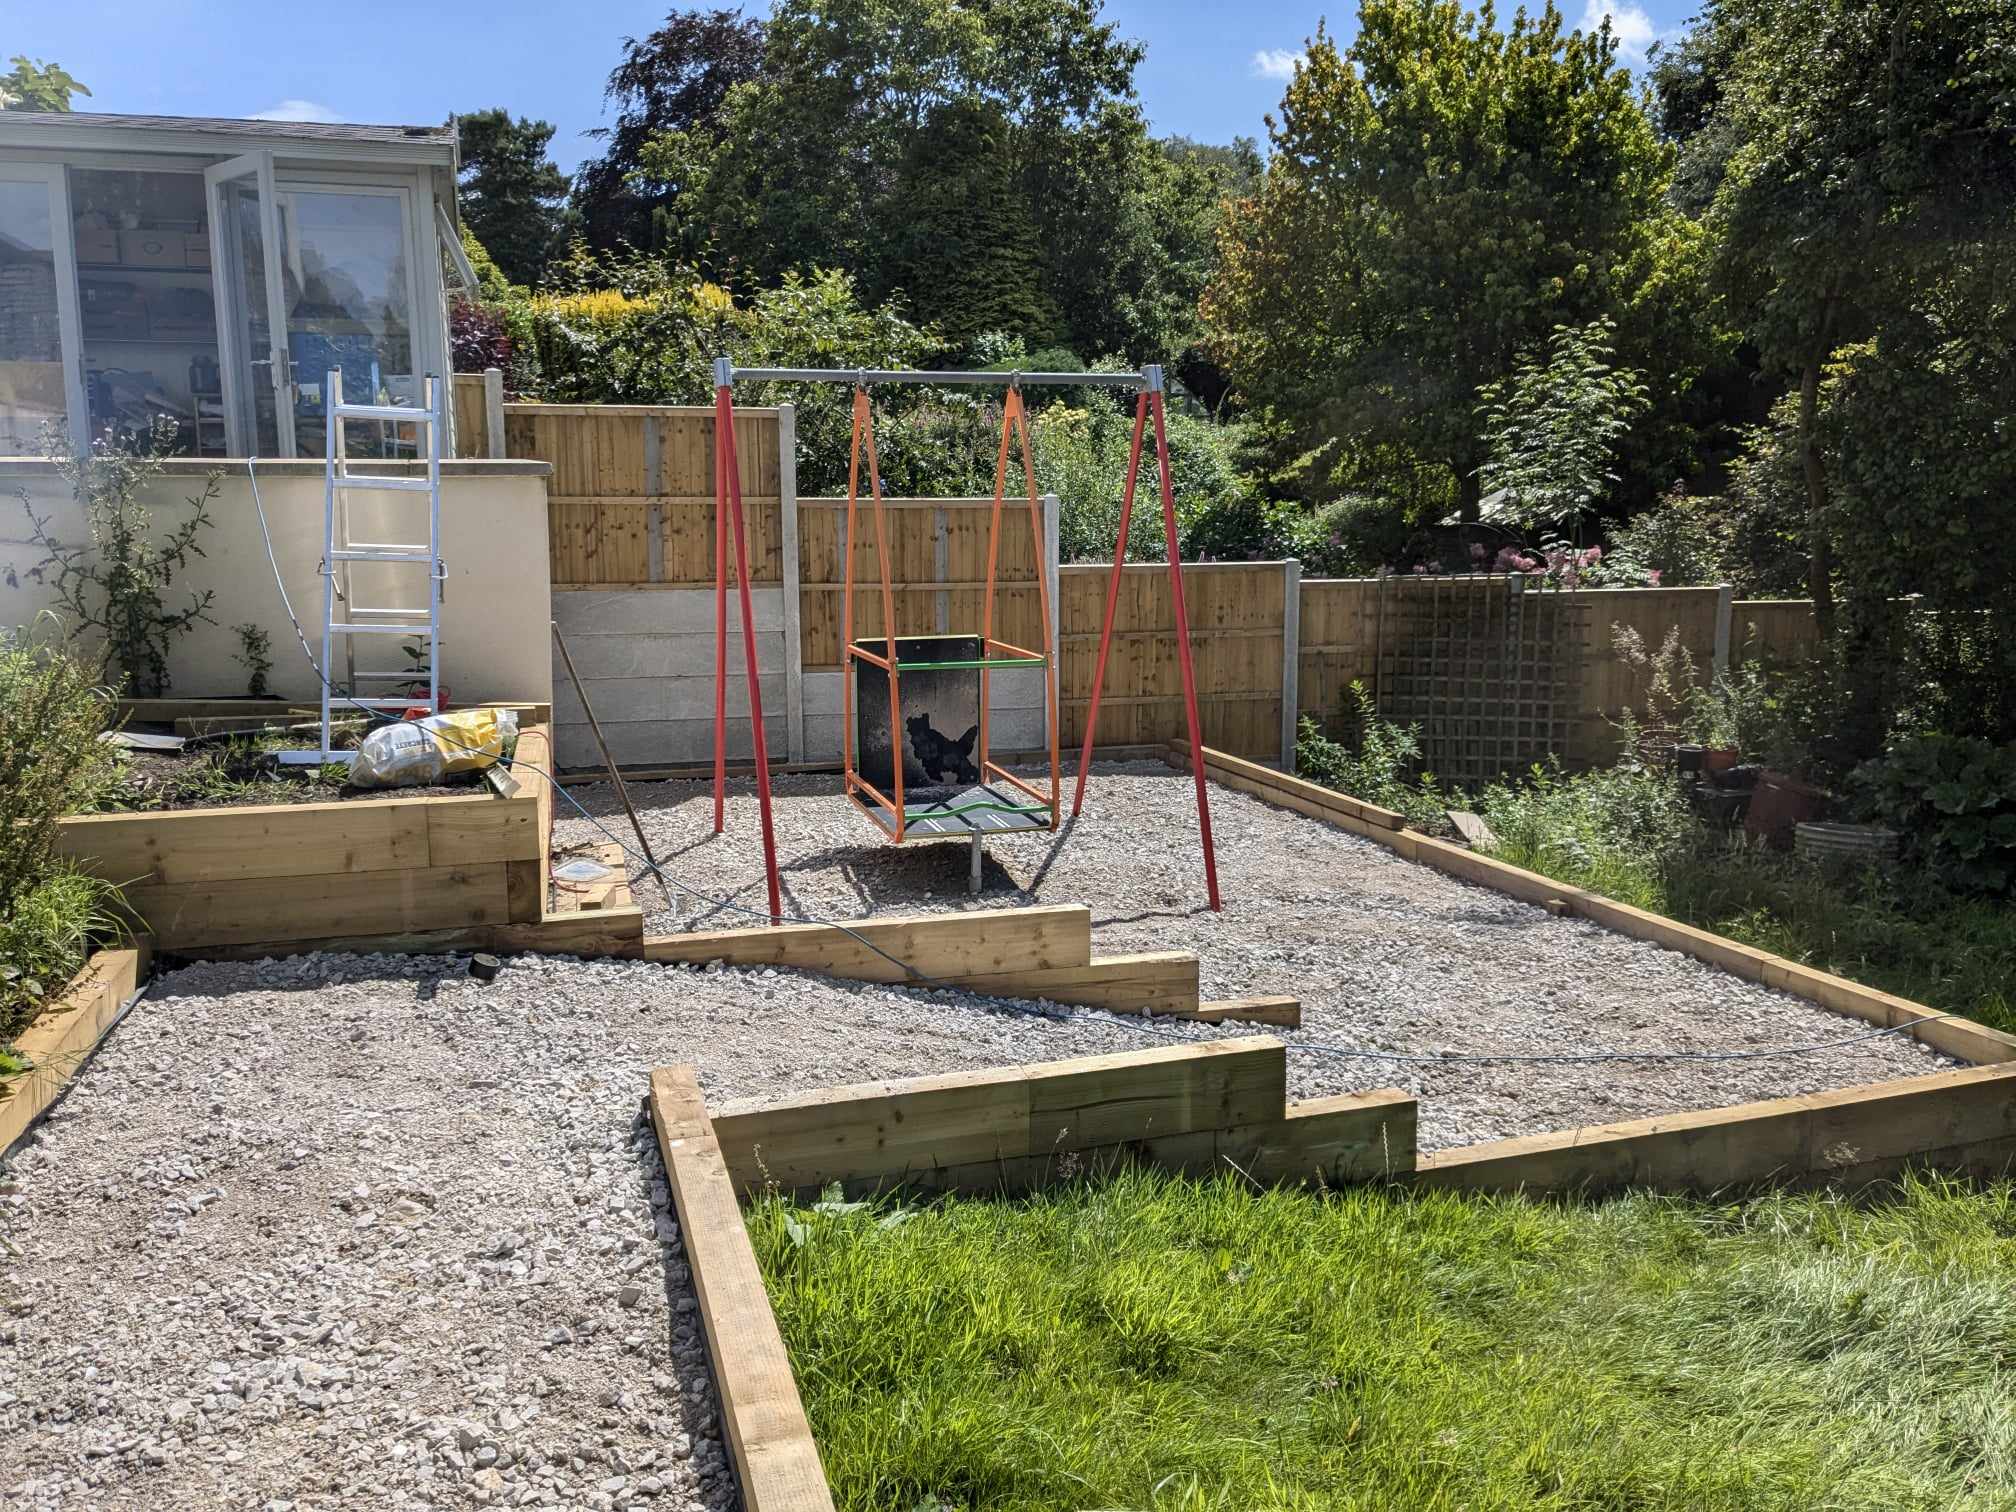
752;1171;2016;1511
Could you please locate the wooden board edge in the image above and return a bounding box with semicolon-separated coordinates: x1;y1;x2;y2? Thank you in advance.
1415;1061;2016;1194
1170;741;1406;829
642;904;1095;978
947;951;1200;1015
1193;995;1301;1028
649;1068;837;1512
1;938;153;1153
180;907;648;962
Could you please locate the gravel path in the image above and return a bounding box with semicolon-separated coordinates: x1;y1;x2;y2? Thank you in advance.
0;763;1960;1507
555;761;1957;1144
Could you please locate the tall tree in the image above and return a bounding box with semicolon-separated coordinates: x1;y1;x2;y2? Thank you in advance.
659;0;1200;363
0;56;88;111
573;7;767;254
1701;0;2016;652
1204;2;1705;518
455;109;572;288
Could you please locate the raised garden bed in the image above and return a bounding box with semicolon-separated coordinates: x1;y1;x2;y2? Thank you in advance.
0;940;149;1154
53;725;555;951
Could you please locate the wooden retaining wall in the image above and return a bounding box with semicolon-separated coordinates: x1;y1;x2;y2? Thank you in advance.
705;1038;1416;1201
0;941;150;1154
55;726;554;952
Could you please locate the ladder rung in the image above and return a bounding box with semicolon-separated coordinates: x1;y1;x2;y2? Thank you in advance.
330;549;432;563
353;671;429;682
333;402;436;422
347;607;432;618
337;697;433;708
345;542;432;553
333;474;434;493
330;623;434;636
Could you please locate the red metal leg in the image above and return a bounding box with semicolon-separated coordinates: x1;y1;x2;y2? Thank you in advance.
1151;391;1221;910
717;387;784;920
1070;393;1150;816
712;390;728;833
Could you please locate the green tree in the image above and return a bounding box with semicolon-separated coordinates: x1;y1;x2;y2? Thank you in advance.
1474;317;1650;534
1700;0;2016;676
573;7;768;255
880;100;1062;354
1205;2;1707;520
656;0;1206;363
455;108;572;288
0;56;88;112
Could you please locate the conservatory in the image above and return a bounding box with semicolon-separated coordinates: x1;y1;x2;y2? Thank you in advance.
0;111;468;458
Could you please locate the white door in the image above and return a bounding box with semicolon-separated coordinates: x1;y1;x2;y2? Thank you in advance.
205;152;292;456
0;164;87;455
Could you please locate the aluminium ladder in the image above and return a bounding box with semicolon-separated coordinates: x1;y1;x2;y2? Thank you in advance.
279;369;445;766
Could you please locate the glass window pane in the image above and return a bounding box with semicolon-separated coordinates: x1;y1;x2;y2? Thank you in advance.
70;168;225;456
277;189;415;457
0;178;66;455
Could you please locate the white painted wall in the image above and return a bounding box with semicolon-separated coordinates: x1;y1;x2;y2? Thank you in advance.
0;458;554;704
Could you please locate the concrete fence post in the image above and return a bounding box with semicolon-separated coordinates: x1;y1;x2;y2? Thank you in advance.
1713;582;1734;675
481;367;506;459
779;404;804;762
1281;559;1302;770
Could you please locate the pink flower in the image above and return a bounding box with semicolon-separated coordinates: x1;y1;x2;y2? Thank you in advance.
1648;568;1663;585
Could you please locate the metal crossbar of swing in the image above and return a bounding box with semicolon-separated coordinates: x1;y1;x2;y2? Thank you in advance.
723;366;1159;388
706;356;1222;920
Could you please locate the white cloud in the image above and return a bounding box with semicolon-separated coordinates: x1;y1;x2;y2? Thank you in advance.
1578;0;1661;61
1250;48;1304;82
249;98;343;124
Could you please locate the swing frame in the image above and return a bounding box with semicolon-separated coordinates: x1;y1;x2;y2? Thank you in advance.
709;357;1221;920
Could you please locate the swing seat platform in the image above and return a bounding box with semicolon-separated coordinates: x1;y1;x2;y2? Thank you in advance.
848;782;1052;840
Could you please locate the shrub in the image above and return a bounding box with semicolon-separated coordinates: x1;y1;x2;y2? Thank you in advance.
0;625;125;1040
1850;736;2016;896
14;418;218;696
1295;682;1446;827
1477;760;1696;910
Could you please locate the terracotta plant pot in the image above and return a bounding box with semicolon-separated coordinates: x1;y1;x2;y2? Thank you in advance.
1701;746;1740;775
1745;768;1830;848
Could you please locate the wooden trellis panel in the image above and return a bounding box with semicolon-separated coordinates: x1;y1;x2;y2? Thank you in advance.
1371;576;1585;784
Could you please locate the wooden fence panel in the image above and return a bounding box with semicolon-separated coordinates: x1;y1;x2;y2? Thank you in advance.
1296;579;1381;735
1571;587;1725;762
450;374;489;457
1059;563;1287;761
1733;599;1821;664
501;404;782;588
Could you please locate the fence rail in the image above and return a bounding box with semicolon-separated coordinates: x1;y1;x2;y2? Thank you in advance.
482;394;1820;771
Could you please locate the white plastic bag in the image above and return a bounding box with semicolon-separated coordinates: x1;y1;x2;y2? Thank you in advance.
349;707;518;789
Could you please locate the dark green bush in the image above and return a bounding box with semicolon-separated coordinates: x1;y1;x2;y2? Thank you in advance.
1851;736;2016;895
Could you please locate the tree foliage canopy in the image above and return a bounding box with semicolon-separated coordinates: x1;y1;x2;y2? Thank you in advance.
1204;1;1707;515
455;109;572;288
1;56;88;112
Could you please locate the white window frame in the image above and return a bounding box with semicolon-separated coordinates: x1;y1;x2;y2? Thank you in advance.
0;162;86;454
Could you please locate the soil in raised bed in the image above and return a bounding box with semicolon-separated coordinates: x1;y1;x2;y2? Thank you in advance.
92;731;480;812
554;761;1960;1150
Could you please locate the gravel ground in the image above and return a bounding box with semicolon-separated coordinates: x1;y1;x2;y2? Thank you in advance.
554;761;1957;1144
0;763;1960;1508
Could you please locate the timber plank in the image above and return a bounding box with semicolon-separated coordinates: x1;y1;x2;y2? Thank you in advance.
56;800;434;886
1193;996;1301;1027
1024;1038;1285;1155
425;794;541;865
710;1038;1288;1196
950;951;1198;1014
182;907;648;962
1170;741;1406;829
1416;1062;2016;1194
649;1068;835;1512
1;941;151;1153
643;905;1092;981
125;864;512;949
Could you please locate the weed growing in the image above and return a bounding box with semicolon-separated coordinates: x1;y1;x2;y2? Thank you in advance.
754;1170;2016;1512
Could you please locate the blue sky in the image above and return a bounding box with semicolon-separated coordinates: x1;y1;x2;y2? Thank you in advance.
15;0;1693;175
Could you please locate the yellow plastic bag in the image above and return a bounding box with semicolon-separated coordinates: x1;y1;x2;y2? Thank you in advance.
349;708;518;789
